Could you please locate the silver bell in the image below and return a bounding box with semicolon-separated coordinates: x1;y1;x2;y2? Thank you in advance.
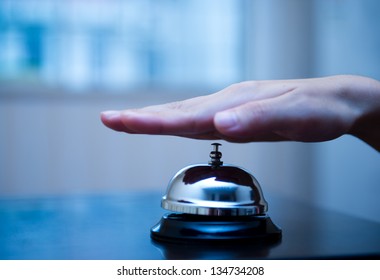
162;143;268;216
151;143;282;243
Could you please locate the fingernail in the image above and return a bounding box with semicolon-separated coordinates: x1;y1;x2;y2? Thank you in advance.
214;111;238;130
101;110;120;119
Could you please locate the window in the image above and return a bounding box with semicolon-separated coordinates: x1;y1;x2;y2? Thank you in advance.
0;0;243;92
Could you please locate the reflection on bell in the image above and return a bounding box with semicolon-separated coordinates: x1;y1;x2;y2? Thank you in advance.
151;143;282;243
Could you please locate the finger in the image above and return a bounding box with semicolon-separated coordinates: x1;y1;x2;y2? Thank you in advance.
216;131;287;143
118;105;215;136
214;95;294;141
100;81;298;137
100;111;135;133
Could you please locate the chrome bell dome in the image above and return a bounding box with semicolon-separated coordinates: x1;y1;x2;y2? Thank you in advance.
161;143;268;216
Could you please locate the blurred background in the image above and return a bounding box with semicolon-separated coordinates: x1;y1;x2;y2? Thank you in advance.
0;0;379;222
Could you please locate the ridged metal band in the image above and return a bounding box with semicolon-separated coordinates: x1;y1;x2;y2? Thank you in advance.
161;198;266;217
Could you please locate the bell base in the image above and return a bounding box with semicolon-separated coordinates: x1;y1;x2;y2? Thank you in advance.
151;213;282;244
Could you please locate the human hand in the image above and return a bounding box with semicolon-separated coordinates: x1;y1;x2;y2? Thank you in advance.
101;75;380;151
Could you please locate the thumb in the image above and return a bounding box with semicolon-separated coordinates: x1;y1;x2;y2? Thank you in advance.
214;98;288;141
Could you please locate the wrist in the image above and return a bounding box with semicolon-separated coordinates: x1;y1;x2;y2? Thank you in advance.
344;75;380;151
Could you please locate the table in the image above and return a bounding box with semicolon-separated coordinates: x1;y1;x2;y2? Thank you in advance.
0;191;379;260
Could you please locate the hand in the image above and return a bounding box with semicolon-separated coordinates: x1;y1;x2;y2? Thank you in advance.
101;75;380;151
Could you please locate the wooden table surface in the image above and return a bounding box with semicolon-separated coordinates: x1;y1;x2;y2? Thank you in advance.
0;191;379;260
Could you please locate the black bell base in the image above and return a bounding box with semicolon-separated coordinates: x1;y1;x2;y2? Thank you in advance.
151;213;282;244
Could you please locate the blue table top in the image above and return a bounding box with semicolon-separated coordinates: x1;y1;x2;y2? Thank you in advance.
0;191;379;260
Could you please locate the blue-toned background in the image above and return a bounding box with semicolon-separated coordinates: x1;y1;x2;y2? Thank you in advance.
1;0;380;223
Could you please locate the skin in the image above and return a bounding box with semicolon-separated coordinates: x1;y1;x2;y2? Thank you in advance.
100;75;380;152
